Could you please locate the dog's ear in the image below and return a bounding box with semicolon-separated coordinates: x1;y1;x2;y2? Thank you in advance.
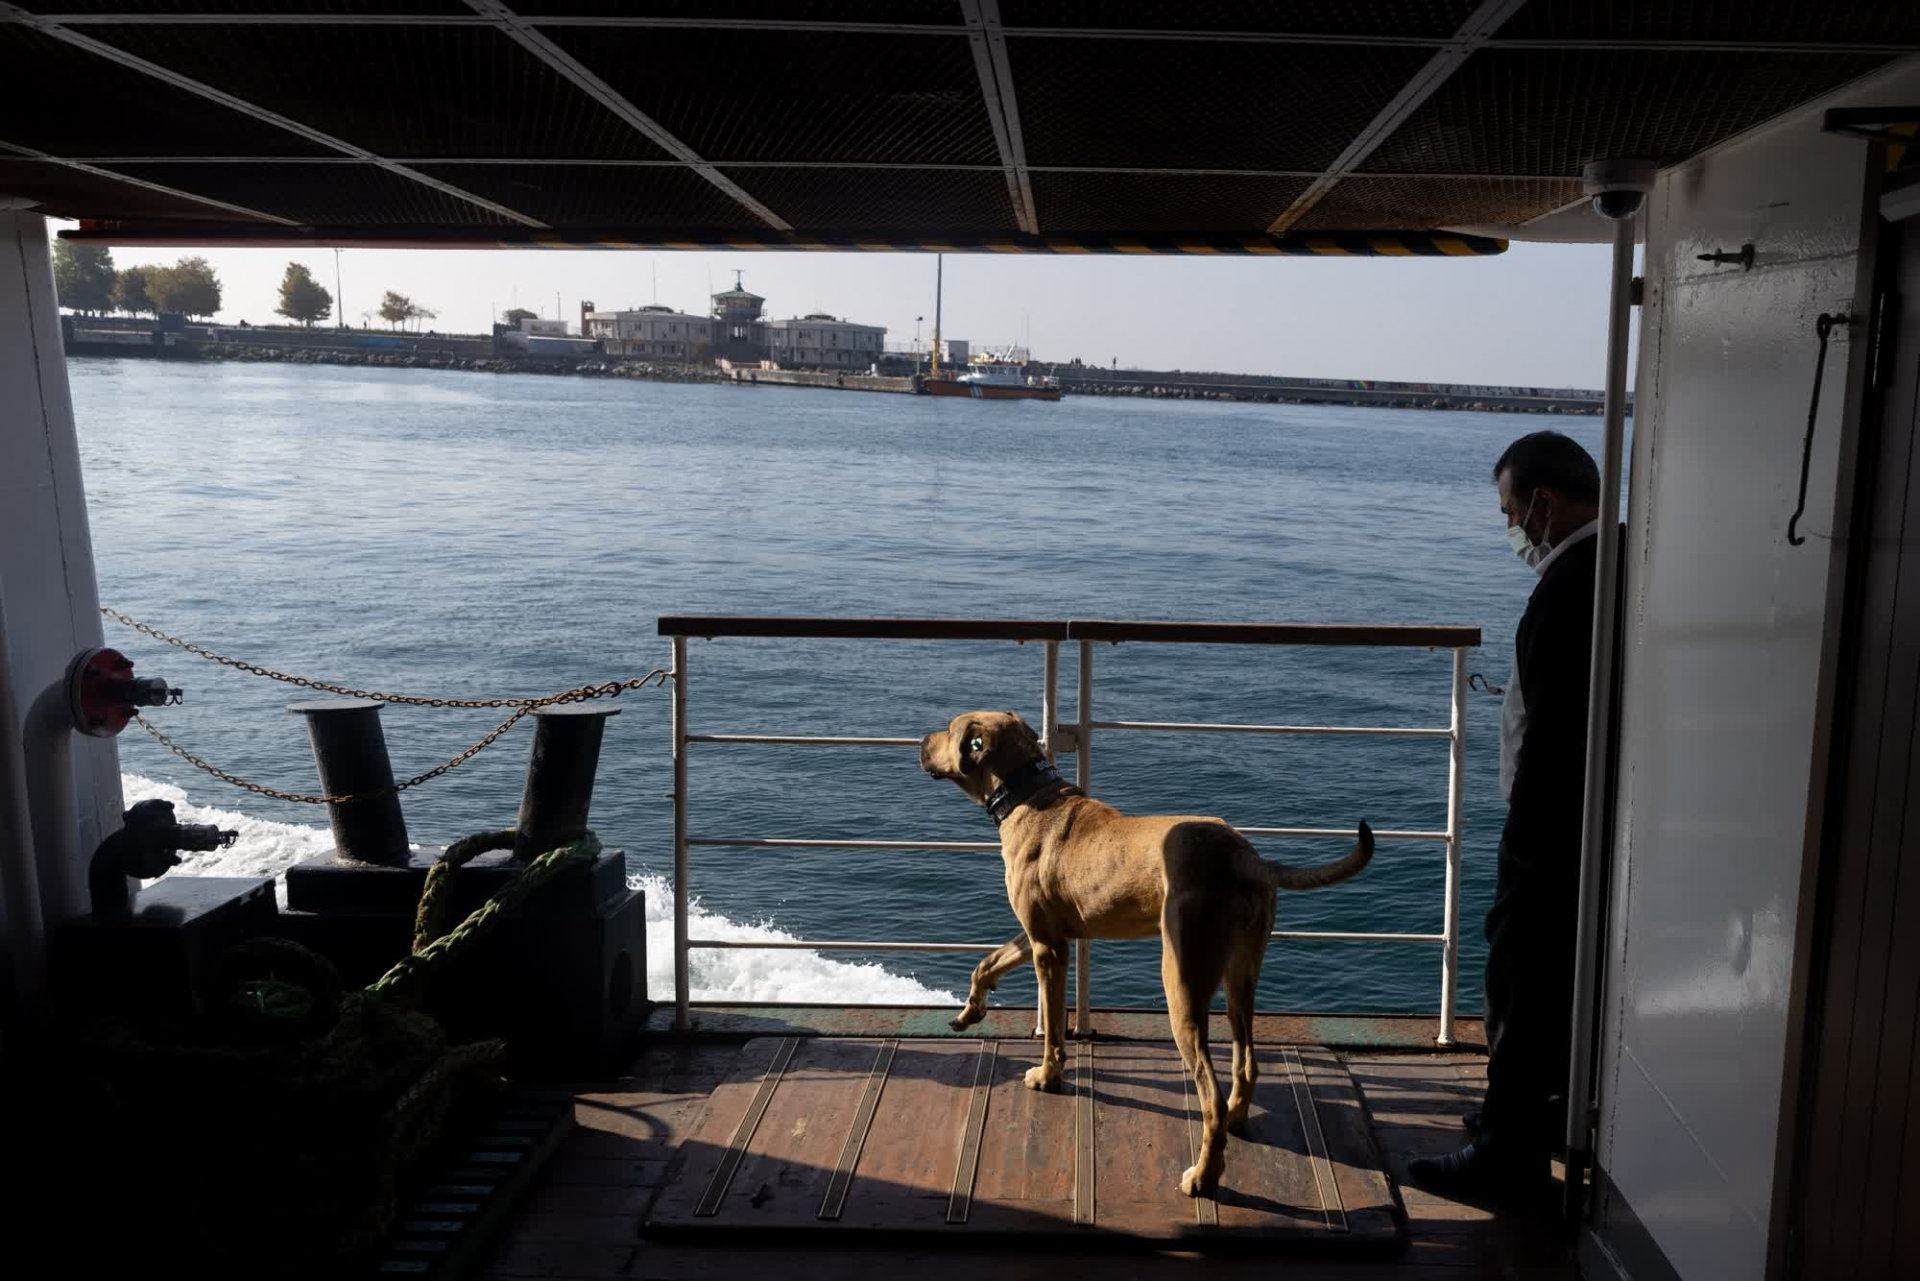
957;720;991;774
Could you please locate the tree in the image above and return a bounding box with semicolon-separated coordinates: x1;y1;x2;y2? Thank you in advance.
379;291;413;330
409;304;439;332
501;307;538;327
148;256;222;319
112;265;155;316
274;262;333;328
53;242;116;315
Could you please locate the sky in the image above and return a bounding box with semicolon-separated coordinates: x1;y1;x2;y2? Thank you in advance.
55;221;1626;389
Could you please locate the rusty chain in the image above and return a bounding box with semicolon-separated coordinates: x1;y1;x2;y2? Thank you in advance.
106;608;669;805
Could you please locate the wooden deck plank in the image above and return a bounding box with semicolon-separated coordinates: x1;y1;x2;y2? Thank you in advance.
843;1040;980;1199
709;1038;874;1225
967;1038;1078;1213
1087;1041;1198;1228
490;1041;1581;1279
1211;1044;1330;1232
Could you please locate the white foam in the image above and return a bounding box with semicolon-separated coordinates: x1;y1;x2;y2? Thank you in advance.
626;873;957;1006
118;773;957;1006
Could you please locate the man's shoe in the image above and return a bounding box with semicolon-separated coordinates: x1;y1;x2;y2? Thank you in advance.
1462;1109;1480;1134
1405;1142;1544;1203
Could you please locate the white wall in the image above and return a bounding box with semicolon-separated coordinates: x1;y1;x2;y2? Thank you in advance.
1594;59;1920;1280
0;213;123;926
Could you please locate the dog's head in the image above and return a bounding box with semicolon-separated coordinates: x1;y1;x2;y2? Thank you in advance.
919;710;1045;801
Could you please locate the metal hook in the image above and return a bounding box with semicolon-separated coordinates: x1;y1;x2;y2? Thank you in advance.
1468;673;1505;697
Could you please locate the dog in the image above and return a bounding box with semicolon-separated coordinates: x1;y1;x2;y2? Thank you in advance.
919;709;1373;1198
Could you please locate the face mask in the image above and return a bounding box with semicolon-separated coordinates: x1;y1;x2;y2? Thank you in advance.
1506;493;1550;570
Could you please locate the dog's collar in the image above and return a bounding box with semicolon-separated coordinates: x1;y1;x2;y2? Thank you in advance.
985;758;1065;825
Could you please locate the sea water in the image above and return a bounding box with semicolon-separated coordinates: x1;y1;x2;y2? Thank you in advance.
70;357;1616;1014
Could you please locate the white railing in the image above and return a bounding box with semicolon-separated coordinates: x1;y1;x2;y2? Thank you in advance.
662;616;1478;1045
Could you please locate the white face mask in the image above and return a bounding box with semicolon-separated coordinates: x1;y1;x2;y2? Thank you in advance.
1506;493;1551;570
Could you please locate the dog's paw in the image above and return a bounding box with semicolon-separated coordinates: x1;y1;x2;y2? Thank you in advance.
1179;1165;1218;1199
1225;1108;1250;1138
949;1004;985;1031
1023;1065;1059;1092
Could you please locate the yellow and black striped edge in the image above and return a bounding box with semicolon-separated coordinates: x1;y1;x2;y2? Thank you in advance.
65;221;1507;257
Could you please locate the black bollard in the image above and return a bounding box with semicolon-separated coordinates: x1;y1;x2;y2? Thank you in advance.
514;704;619;860
289;698;411;865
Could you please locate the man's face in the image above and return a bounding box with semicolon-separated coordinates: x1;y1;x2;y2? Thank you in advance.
1496;469;1545;543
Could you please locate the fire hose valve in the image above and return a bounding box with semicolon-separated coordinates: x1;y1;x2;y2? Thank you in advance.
89;798;238;913
64;647;181;737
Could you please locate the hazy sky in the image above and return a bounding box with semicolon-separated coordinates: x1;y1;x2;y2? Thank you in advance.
58;221;1624;388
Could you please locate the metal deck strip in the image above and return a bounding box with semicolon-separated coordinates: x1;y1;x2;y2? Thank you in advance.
1182;1064;1220;1227
1074;1041;1095;1225
694;1036;798;1216
818;1039;898;1220
946;1040;998;1224
1284;1048;1349;1233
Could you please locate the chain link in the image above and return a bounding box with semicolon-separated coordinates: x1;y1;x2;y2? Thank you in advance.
107;608;669;805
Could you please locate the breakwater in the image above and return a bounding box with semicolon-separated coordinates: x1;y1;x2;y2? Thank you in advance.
1053;368;1608;414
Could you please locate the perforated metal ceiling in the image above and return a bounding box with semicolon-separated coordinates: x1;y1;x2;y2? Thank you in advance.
1;1;1910;253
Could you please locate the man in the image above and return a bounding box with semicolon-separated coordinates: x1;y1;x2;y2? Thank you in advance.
1410;429;1606;1201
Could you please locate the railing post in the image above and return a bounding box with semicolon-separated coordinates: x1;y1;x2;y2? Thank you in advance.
1075;639;1093;1037
1040;641;1058;762
1438;646;1468;1048
672;635;690;1032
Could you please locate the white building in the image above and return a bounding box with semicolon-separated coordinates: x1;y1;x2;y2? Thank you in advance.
583;304;708;359
518;317;569;336
766;313;886;368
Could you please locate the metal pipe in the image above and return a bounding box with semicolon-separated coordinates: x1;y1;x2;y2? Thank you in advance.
1087;718;1452;738
1564;210;1638;1216
692;831;1440;849
513;703;619;859
1438;647;1468;1047
687;931;1446;952
692;938;1007;953
288;698;410;865
1277;930;1448;944
689;837;1000;851
672;635;690;1032
687;733;919;746
1075;640;1092;1036
1239;825;1447;841
1041;641;1058;762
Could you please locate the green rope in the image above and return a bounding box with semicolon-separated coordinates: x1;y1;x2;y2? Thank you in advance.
412;828;516;953
372;833;600;1000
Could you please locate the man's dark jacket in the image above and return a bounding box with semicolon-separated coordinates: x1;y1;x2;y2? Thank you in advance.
1502;530;1614;880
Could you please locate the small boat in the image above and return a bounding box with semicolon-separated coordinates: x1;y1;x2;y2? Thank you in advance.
918;255;1061;401
922;350;1064;400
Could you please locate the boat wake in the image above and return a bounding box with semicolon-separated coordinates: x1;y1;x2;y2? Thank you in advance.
119;774;957;1007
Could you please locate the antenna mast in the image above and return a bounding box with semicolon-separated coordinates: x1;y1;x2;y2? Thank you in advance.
931;253;943;375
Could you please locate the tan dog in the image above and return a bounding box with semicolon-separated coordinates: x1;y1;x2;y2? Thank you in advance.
920;710;1373;1198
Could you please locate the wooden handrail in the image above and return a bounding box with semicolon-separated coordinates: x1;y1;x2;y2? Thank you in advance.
657;616;1481;648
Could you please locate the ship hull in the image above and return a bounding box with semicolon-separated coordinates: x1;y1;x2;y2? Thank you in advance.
921;377;1062;401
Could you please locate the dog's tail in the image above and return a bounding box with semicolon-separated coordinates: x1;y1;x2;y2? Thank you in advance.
1262;821;1374;890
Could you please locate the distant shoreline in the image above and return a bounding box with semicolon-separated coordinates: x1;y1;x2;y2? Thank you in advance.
66;339;729;385
63;330;1605;414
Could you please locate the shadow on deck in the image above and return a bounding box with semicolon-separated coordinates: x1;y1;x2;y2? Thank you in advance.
476;1011;1578;1281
